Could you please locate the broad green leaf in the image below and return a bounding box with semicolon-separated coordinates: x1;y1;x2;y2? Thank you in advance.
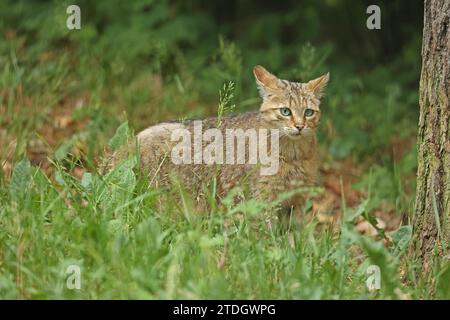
54;139;74;161
345;199;368;223
81;172;93;190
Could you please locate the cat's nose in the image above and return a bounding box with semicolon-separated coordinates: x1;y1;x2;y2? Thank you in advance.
295;124;304;132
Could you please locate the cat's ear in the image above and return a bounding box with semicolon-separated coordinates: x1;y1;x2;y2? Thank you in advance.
307;73;330;99
253;65;280;99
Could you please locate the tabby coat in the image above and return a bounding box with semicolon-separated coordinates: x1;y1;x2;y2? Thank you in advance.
134;66;329;210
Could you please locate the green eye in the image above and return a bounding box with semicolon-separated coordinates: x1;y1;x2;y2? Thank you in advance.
304;109;314;117
280;107;292;116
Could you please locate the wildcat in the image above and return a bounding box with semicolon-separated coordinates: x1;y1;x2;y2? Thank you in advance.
111;66;329;213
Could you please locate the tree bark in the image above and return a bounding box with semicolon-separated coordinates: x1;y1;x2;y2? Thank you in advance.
413;0;449;270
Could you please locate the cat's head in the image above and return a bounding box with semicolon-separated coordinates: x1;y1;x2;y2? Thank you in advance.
253;65;329;139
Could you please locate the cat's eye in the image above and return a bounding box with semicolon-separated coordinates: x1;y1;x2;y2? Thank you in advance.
304;109;314;117
280;107;292;116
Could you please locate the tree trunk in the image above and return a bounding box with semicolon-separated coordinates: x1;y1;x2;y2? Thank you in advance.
413;0;449;270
